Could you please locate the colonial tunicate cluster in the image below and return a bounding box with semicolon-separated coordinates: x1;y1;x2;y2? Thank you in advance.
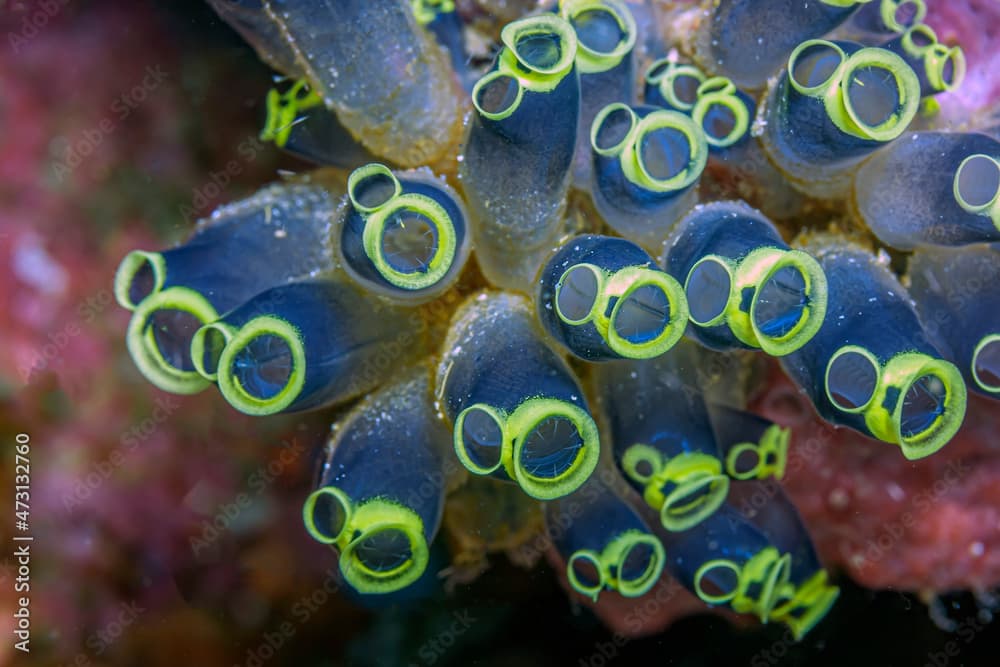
115;0;992;640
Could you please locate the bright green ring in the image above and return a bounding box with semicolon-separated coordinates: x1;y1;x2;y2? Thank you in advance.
697;76;736;98
190;321;236;381
900;23;937;58
115;250;166;311
453;403;509;476
788;40;847;97
338;498;429;594
643;58;671;85
972;333;1000;394
499;14;578;92
605;267;689;359
590;103;638;157
472;71;525;122
924;43;965;93
880;0;926;32
828;48;920;142
731;549;792;621
824;345;882;413
566;550;605;600
507;397;600;500
771;570;840;640
865;353;966;459
216;315;306;416
560;0;637;74
126;286;216;394
659;472;729;531
621;443;663;485
362;193;457;290
726;247;789;348
622;110;707;193
724;424;790;480
302;486;353;545
953;154;1000;229
694;558;743;604
691;90;751;149
657;64;707;112
348;163;402;214
604;530;665;598
749;249;828;356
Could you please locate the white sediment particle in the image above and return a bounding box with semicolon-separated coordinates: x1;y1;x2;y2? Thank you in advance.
13;234;68;295
886;482;905;502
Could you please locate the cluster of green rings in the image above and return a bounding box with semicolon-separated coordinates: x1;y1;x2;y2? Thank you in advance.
694;547;840;640
684;247;829;356
643;59;751;149
453;397;600;500
115;250;216;393
566;530;665;601
303;488;429;594
824;347;967;459
554;263;689;359
620;445;729;532
347;163;458;291
591;102;708;193
787;39;920;142
199;315;307;416
472;14;578;121
724;424;791;481
645;59;706;112
691;77;752;148
898;23;966;93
